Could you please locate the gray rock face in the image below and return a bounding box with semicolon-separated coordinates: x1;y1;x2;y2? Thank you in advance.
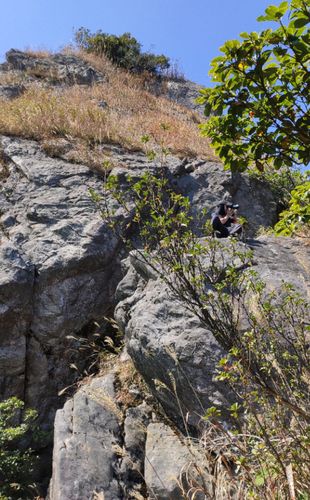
48;375;122;500
119;402;152;497
115;252;231;428
164;79;205;113
248;235;310;297
115;237;310;429
5;49;104;85
0;242;34;399
0;136;123;421
111;153;278;237
0;84;25;99
0;134;278;425
171;159;278;236
145;422;194;500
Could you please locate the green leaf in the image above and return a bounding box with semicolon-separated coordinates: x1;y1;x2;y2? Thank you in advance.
289;16;309;29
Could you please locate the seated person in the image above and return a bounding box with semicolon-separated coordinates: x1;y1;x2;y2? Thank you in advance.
211;201;243;238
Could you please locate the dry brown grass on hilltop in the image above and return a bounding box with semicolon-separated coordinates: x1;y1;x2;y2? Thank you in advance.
0;50;215;163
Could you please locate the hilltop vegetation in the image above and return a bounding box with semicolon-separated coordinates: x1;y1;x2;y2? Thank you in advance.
0;49;214;171
74;28;170;75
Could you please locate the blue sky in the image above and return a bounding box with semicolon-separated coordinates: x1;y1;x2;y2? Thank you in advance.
1;0;275;85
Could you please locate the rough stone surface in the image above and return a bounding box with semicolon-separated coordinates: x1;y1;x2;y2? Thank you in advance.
0;242;34;399
0;131;281;426
110;152;278;237
115;251;232;428
164;79;205;113
48;375;122;500
115;237;310;429
248;235;310;298
5;49;104;85
119;402;152;497
144;422;193;499
0;136;123;421
0;84;25;99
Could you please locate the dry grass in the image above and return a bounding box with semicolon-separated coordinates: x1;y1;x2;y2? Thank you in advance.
23;48;52;59
0;50;215;163
0;71;27;86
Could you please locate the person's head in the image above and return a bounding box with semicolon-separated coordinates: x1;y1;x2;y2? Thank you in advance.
217;201;239;216
218;203;227;216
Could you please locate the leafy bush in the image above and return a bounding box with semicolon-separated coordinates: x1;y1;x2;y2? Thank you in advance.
75;28;170;75
274;179;310;235
198;0;310;171
0;397;38;499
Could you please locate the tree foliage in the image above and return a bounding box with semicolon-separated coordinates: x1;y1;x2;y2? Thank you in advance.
198;0;310;171
74;28;170;75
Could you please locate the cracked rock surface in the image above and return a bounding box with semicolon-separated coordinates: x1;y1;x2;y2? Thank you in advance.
0;134;278;423
48;375;122;500
115;237;310;430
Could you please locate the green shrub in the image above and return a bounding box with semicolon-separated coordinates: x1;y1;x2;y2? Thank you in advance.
74;28;170;75
274;179;310;235
0;398;38;499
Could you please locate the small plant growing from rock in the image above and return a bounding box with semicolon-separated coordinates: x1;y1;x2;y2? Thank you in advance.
0;397;39;499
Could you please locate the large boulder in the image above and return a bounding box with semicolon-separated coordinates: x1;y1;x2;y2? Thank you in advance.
115;237;310;430
114;251;232;428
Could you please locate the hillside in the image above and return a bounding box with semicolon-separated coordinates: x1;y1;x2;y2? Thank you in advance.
0;49;214;171
0;48;309;500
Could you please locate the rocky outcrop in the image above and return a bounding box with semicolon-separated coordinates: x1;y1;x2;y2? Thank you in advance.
114;250;232;429
0;136;124;422
0;84;25;99
0;134;280;424
115;237;310;429
49;360;210;500
164;79;205;113
3;49;104;85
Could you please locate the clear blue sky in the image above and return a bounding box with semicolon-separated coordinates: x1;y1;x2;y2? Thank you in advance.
1;0;275;85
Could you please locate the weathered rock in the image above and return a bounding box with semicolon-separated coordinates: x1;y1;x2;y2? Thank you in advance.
48;374;122;500
115;251;231;429
5;49;104;85
144;77;204;113
115;236;310;430
111;152;278;237
248;235;310;297
144;422;193;499
0;84;25;99
0;136;124;422
0;134;279;424
164;79;205;113
0;242;34;399
119;402;152;496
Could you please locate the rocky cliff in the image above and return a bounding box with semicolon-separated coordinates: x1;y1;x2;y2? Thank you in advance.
0;49;308;499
